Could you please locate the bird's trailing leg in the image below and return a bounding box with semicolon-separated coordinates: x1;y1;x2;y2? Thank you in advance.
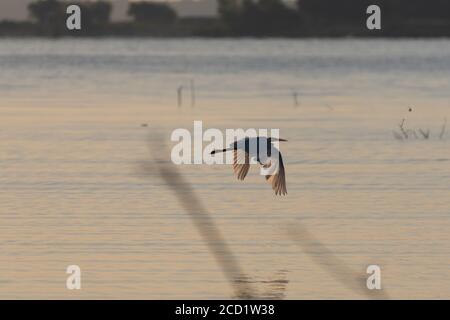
210;147;232;155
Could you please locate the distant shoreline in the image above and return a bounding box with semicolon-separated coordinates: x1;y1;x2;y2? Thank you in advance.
1;19;450;38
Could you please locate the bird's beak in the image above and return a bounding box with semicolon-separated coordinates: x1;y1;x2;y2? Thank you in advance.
278;138;288;142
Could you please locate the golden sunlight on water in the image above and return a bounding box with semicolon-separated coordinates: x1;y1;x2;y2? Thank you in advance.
0;39;449;299
1;101;449;299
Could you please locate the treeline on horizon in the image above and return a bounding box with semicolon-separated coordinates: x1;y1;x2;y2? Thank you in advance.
0;0;449;37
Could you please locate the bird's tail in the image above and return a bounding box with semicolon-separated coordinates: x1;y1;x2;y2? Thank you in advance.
210;148;231;155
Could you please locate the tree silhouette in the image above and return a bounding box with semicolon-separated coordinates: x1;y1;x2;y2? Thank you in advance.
83;1;112;25
28;0;64;25
217;0;241;23
19;0;450;37
297;0;450;22
218;0;301;36
28;0;65;36
128;1;177;24
28;0;112;35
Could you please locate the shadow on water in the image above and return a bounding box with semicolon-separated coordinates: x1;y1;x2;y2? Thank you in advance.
139;133;255;299
287;224;390;299
138;132;389;299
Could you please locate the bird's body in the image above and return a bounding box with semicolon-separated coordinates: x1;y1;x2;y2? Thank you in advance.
211;136;287;195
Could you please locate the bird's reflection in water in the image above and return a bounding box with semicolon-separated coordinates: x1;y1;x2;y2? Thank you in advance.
234;270;289;300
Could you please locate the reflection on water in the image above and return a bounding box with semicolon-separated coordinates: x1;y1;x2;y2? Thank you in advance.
235;270;289;300
0;39;449;299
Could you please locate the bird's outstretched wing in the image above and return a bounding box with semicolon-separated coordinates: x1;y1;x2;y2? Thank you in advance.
264;153;287;196
233;149;250;180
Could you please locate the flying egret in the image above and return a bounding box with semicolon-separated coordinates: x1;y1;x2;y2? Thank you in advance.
211;137;287;195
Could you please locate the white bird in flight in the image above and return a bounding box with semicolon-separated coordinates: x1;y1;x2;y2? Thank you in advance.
210;137;287;195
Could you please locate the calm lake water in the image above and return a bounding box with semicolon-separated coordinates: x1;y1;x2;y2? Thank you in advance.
0;39;449;299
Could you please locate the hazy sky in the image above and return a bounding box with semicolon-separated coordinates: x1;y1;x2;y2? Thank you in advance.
0;0;216;21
